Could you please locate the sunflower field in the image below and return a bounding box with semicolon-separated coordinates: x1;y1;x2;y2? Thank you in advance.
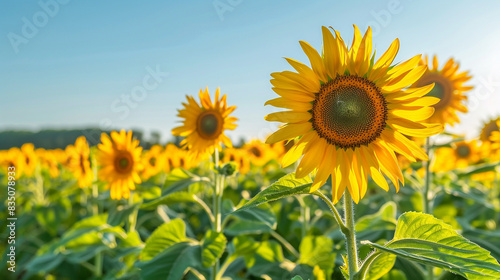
2;25;500;280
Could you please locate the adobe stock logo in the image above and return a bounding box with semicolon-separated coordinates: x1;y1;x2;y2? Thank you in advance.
7;0;70;54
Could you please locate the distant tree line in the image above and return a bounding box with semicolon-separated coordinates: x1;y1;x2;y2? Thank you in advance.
0;128;182;150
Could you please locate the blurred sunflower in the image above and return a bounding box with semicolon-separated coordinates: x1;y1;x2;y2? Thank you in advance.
67;136;94;188
413;55;473;127
97;131;143;200
21;143;38;177
163;144;180;173
0;147;24;176
489;120;500;159
244;140;274;166
36;149;60;178
432;140;480;172
265;25;442;203
480;117;500;142
172;87;237;160
222;148;250;174
141;145;164;180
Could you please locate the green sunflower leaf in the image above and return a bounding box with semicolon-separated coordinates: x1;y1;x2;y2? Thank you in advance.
362;212;500;280
201;230;227;267
137;242;202;280
140;218;190;261
233;172;312;213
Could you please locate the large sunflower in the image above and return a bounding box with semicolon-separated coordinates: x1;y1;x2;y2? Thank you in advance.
265;25;443;203
97;130;143;200
66;136;94;188
412;55;473;127
172;87;237;160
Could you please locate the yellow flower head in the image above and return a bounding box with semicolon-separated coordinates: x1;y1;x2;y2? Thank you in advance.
141;145;164;180
66;136;94;188
172;87;237;160
36;148;60;178
432;140;480;172
222;148;250;174
480;117;500;142
21;143;38;177
413;55;473;127
0;147;25;176
265;25;443;203
244;139;275;167
97;130;143;200
488;120;500;160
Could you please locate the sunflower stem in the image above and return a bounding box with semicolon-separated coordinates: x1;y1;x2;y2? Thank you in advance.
92;179;102;277
423;137;434;280
423;137;432;214
296;196;309;238
212;148;224;280
128;194;137;232
91;160;102;277
314;191;347;232
344;191;359;280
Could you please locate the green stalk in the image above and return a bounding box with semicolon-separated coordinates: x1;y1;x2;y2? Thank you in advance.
423;137;432;213
297;196;309;237
344;191;359;280
91;156;102;277
212;148;223;280
423;137;433;280
128;194;137;232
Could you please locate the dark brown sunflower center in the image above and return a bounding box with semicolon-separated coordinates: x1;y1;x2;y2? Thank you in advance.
149;157;157;166
229;155;236;161
481;120;499;141
197;111;223;140
114;151;134;174
312;75;387;149
456;144;470;158
80;155;86;174
417;73;452;110
249;147;262;157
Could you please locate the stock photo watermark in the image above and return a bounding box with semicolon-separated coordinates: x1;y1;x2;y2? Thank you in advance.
82;65;169;145
7;0;70;54
6;166;17;273
213;0;243;21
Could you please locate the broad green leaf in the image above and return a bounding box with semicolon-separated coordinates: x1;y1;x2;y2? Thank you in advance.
65;244;109;263
141;192;196;210
201;230;227;267
298;235;335;277
228;235;259;257
291;276;304;280
107;203;140;226
235;172;312;213
25;252;64;276
140;218;189;261
224;219;273;236
137;242;202;280
162;168;210;195
362;253;396;280
247;240;284;274
230;203;277;229
356;202;397;241
380;269;407;280
362;212;500;280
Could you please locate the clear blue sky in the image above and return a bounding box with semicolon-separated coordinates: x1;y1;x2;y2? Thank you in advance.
1;0;500;142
